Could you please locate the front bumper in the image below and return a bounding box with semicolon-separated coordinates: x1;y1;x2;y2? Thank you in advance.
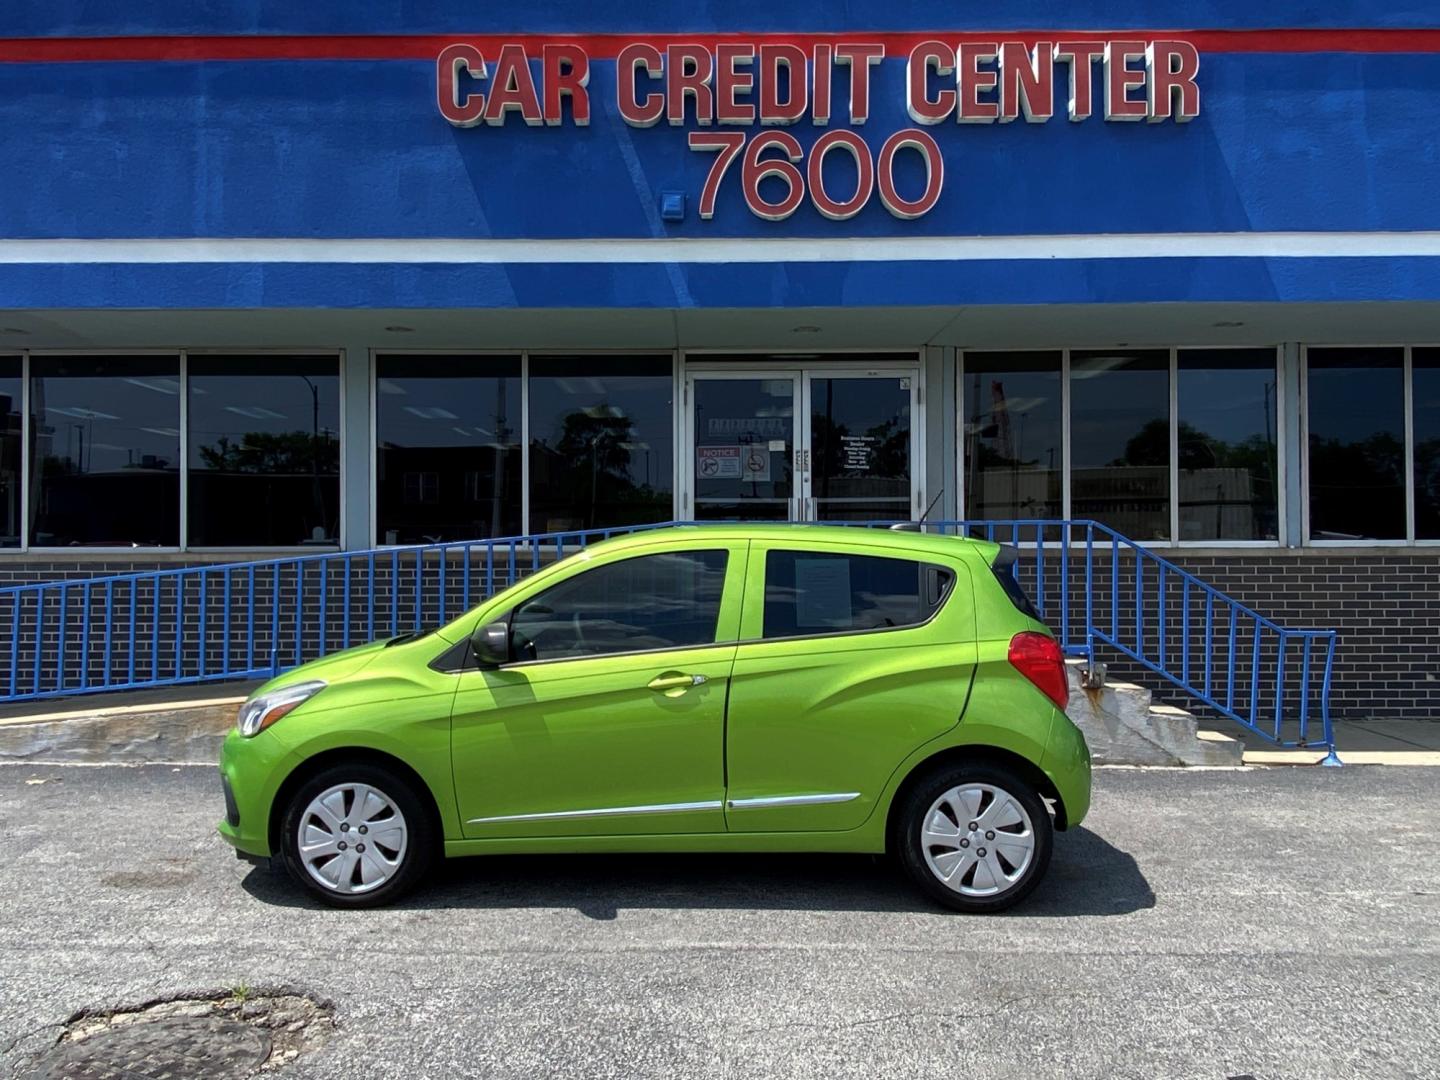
216;726;297;858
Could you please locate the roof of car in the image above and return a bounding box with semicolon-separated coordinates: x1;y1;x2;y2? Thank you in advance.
578;524;998;560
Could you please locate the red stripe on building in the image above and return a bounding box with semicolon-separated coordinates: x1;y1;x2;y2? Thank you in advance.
0;29;1438;63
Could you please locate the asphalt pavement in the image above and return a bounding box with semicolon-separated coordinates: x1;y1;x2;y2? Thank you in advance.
1;763;1437;1080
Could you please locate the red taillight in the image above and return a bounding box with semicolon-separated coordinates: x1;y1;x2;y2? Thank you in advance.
1007;631;1069;710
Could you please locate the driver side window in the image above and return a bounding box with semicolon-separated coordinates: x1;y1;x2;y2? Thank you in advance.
509;549;729;662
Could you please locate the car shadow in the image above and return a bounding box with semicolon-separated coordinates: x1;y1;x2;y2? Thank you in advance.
241;826;1154;919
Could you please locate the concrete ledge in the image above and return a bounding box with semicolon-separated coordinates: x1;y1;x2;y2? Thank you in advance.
0;697;241;764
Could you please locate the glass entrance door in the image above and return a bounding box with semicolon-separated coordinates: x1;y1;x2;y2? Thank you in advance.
689;374;800;521
805;373;916;522
686;365;920;522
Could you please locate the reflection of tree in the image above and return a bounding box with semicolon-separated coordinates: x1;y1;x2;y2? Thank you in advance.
555;412;634;477
1124;419;1276;477
198;431;338;474
539;410;668;528
1310;433;1406;536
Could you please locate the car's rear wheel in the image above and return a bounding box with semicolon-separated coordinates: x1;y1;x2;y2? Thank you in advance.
278;762;435;908
896;762;1053;913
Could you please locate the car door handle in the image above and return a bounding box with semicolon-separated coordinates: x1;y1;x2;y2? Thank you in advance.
648;673;708;692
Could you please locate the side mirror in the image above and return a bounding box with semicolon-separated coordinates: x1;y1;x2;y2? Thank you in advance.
470;618;512;668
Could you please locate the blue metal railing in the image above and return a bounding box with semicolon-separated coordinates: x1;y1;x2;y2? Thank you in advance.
0;523;673;705
0;518;1339;762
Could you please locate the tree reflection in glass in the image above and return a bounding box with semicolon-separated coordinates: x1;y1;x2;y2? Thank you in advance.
528;357;673;532
1177;348;1278;541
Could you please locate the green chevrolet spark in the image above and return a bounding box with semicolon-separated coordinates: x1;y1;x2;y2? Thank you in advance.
217;525;1090;913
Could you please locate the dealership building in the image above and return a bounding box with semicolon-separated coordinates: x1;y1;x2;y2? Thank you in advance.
1;3;1438;719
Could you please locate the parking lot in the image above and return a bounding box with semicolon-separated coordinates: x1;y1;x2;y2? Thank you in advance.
1;763;1437;1079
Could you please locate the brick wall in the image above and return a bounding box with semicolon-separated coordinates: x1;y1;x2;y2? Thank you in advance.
1;546;1437;720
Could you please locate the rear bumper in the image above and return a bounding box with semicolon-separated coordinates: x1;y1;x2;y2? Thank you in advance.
1041;709;1092;829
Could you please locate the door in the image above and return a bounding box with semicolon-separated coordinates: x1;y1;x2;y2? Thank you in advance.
804;372;918;522
724;540;978;833
688;373;800;521
684;365;920;522
451;541;747;839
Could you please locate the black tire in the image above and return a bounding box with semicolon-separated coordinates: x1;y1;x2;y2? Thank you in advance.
278;762;437;908
895;762;1053;914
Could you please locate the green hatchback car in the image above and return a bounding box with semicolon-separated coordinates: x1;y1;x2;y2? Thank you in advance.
218;525;1090;913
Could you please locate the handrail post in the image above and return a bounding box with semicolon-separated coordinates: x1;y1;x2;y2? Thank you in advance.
1320;633;1342;766
1084;523;1094;670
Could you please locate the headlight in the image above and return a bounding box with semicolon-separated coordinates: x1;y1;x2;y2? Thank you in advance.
237;680;326;737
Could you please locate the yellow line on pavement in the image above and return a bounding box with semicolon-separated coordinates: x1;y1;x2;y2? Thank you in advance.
1245;750;1440;766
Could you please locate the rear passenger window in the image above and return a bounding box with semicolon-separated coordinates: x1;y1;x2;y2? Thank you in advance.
762;550;952;639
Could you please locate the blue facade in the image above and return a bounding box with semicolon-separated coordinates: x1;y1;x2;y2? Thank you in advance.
1;4;1438;310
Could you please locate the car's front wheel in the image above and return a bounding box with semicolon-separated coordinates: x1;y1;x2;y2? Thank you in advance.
278;762;435;908
896;763;1053;913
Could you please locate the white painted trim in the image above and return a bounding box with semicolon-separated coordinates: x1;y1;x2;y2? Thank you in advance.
178;350;189;549
17;351;29;552
1405;345;1416;544
8;232;1440;265
1167;346;1179;543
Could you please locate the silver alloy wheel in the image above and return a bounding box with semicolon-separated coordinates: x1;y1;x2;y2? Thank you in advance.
920;782;1036;897
297;782;409;895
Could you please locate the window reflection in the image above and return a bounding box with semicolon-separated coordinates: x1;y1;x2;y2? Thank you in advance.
692;377;795;521
376;355;522;544
29;356;180;547
1177;349;1278;541
528;356;673;533
511;550;727;660
962;351;1062;521
1307;348;1405;541
0;357;20;548
762;551;948;637
187;356;340;547
811;376;912;522
1412;348;1440;540
1070;350;1170;540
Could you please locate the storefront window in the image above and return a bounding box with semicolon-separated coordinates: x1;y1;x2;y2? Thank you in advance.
1413;347;1440;540
1070;350;1170;540
0;357;20;548
1177;349;1278;541
376;355;522;544
187;355;340;547
528;355;673;533
962;351;1062;521
28;355;181;547
1307;347;1405;541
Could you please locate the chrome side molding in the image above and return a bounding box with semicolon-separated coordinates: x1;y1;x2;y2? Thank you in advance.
726;793;861;810
467;800;722;825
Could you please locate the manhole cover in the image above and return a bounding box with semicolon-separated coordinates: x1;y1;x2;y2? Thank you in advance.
24;1015;271;1079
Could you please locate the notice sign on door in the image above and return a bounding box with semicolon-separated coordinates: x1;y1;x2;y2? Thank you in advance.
698;446;742;478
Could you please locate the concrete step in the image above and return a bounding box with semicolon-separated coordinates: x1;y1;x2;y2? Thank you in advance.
1063;660;1244;766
